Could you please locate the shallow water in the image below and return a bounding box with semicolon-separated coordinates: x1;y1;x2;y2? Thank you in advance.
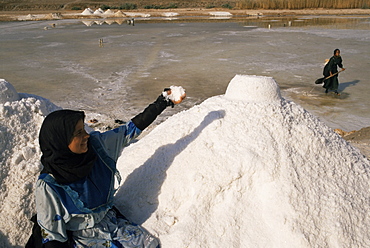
1;15;369;130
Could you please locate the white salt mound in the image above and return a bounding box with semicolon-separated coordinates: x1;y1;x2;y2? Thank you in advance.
114;10;126;17
225;74;281;103
103;9;115;16
0;80;60;247
115;75;370;247
162;12;179;17
124;13;151;18
81;8;93;15
209;11;233;16
93;8;104;15
0;79;20;103
1;76;370;247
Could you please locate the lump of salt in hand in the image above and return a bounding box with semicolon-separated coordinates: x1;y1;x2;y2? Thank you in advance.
167;86;186;104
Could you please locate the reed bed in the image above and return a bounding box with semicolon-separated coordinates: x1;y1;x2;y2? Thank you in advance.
1;0;369;11
236;0;370;9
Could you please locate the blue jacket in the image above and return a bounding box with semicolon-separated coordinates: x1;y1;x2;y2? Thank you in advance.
35;121;142;243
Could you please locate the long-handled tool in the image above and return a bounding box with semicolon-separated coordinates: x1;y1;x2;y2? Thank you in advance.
315;70;344;84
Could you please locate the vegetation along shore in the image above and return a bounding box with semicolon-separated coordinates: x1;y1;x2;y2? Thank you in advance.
1;0;370;21
1;0;369;11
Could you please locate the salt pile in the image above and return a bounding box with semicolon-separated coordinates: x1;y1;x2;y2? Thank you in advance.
124;12;151;18
0;79;19;102
81;8;94;15
209;11;233;17
93;8;104;15
115;75;370;247
0;75;370;247
0;79;60;247
103;9;115;16
162;12;179;17
114;10;126;17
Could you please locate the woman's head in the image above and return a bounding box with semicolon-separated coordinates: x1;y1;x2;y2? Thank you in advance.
39;109;96;184
68;118;90;154
334;49;340;56
39;109;86;155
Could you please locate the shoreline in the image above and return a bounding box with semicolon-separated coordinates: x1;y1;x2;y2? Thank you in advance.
1;8;370;22
335;128;370;160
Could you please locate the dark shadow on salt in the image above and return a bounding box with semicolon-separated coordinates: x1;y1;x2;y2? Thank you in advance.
0;230;16;248
115;110;225;224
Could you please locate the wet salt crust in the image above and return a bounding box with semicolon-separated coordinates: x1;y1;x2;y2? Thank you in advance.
1;75;370;247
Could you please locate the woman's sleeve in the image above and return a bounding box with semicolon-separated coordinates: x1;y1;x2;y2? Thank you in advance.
131;94;172;130
328;57;336;73
338;57;343;68
90;121;142;162
35;179;70;244
92;94;172;161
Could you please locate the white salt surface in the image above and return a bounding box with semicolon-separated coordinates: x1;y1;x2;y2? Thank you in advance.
209;11;232;16
1;75;370;247
124;12;151;18
162;12;179;17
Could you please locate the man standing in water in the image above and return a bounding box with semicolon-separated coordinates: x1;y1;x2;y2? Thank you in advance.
323;48;345;95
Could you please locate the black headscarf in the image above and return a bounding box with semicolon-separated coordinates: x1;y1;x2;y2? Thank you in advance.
39;110;97;184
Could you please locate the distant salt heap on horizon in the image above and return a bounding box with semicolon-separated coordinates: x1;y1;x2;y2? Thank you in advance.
103;9;115;16
0;75;370;247
80;8;148;18
162;12;179;17
81;8;94;15
93;8;104;15
209;11;232;17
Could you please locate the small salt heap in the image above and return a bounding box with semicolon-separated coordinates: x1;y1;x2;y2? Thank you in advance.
225;74;281;103
103;9;115;16
81;8;94;15
93;8;104;15
0;79;19;102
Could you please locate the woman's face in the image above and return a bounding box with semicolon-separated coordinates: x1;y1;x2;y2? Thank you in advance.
335;50;341;56
68;119;90;154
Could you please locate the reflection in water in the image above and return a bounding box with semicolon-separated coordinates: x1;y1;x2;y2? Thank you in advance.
240;16;370;29
79;15;370;30
81;18;135;26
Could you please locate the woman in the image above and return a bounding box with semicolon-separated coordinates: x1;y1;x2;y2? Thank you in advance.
27;88;185;248
323;48;345;95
